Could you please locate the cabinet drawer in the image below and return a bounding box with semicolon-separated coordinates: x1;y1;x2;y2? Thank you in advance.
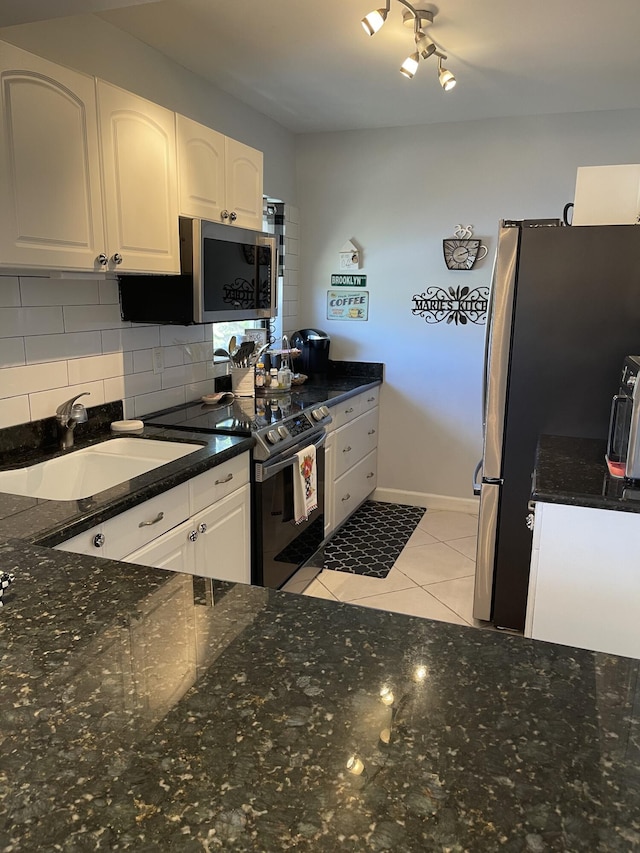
332;396;362;429
57;482;189;560
333;449;378;530
102;483;190;559
360;387;380;413
189;452;250;515
333;407;379;480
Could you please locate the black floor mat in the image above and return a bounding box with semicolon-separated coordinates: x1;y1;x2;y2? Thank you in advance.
324;500;427;579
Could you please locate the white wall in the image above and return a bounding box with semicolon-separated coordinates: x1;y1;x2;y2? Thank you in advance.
296;109;640;504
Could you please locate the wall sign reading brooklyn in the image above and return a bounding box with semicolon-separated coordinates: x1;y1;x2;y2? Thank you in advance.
330;274;367;287
327;290;369;321
412;285;489;325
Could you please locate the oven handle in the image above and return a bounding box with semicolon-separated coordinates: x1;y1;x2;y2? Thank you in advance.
256;432;327;482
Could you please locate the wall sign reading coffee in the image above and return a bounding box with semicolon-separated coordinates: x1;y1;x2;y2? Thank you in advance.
327;290;369;321
412;285;489;325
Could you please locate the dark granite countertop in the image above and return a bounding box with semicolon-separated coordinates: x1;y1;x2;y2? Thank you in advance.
533;434;640;513
1;539;639;851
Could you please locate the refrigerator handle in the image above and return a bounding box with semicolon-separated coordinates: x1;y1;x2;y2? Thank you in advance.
472;459;482;495
606;394;624;461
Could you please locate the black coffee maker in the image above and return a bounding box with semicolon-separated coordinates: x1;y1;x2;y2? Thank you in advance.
290;329;331;379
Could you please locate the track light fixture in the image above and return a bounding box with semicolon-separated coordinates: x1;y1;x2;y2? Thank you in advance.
359;1;457;91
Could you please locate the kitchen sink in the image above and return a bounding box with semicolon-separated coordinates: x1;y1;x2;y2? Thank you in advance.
0;437;205;501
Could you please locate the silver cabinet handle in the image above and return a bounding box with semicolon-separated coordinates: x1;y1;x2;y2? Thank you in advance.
138;511;164;528
199;523;207;534
215;472;233;485
366;472;374;479
229;211;238;222
188;529;198;542
367;396;376;402
342;493;351;502
345;407;354;414
343;445;352;453
221;209;230;221
96;253;108;266
368;429;376;435
111;252;123;265
93;533;105;548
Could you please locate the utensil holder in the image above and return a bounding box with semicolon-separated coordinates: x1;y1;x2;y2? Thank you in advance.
230;367;255;397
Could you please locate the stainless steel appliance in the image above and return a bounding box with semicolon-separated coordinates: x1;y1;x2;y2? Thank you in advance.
606;355;640;479
474;221;640;631
143;397;331;589
118;217;277;324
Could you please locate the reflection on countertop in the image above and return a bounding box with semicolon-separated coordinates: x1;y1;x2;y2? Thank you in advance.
2;538;640;851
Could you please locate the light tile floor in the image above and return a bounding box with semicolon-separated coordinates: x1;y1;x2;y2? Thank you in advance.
303;509;481;628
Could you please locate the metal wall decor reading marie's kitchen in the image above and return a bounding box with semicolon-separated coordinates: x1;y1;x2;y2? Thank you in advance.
412;284;489;325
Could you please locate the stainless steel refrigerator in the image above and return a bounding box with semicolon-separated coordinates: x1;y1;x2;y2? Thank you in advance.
473;220;640;631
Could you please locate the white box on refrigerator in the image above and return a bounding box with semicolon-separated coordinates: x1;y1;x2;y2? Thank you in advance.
572;164;640;226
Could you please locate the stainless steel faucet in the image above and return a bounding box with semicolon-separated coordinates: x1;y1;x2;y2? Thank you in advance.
56;392;90;450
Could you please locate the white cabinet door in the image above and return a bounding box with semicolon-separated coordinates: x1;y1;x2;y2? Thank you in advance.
97;80;180;273
0;42;106;271
124;518;195;575
192;483;251;583
224;137;263;231
176;113;226;222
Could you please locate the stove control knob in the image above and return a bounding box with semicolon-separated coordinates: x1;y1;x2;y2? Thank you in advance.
266;429;280;444
311;407;325;421
277;425;289;438
320;405;330;418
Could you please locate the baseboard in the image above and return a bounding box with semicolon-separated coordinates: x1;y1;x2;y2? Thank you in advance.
372;487;479;515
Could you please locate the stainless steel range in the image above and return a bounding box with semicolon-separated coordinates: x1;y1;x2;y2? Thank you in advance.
142;396;332;590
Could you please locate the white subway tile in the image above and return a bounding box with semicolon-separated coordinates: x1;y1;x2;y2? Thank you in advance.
0;338;26;367
284;269;299;287
68;352;125;385
285;221;299;240
98;279;119;304
285;205;299;225
160;325;206;346
133;386;186;417
102;325;160;353
133;349;153;373
0;307;64;337
0;361;68;398
186;380;216;399
283;300;298;318
25;331;102;364
29;380;105;421
0;395;30;428
283;285;298;302
122;397;135;419
20;276;100;306
285;236;299;257
121;371;162;397
163;345;184;368
123;351;133;375
103;376;126;401
64;304;123;332
161;362;207;388
0;277;21;307
285;254;299;272
183;341;213;363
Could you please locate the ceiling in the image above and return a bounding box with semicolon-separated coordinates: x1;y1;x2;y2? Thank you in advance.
4;0;640;134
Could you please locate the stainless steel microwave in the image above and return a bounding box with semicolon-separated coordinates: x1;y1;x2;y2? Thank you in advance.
606;355;640;479
118;217;277;324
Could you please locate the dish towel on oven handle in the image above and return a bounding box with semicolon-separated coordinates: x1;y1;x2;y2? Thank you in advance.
293;444;318;524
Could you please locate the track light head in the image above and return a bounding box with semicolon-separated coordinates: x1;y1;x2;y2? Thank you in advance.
400;51;420;79
438;57;456;91
415;31;435;60
361;5;389;35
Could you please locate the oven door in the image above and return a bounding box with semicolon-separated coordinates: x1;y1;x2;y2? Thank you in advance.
252;431;326;589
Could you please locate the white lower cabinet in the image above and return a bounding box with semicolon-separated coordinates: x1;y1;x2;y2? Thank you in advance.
57;453;251;584
325;387;380;537
524;501;640;658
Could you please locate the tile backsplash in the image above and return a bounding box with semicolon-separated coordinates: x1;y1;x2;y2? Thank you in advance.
0;274;222;429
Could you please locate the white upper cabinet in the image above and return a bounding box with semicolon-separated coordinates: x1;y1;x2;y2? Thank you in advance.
177;114;264;231
0;42;106;271
97;81;180;274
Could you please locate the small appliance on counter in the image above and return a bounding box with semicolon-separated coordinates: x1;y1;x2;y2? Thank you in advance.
290;329;331;380
606;355;640;479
